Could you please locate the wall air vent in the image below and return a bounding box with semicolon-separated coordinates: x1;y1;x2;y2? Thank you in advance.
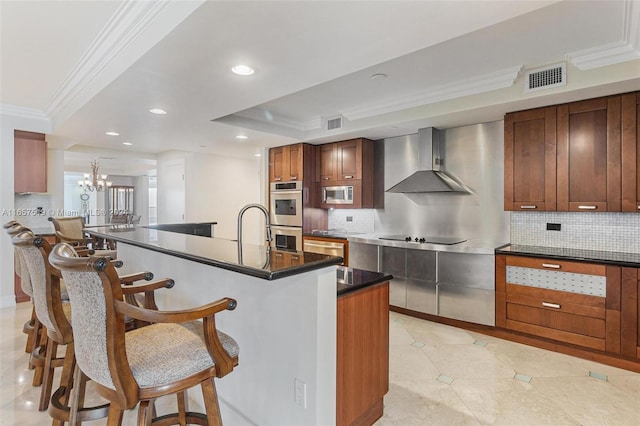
325;115;343;131
525;63;566;92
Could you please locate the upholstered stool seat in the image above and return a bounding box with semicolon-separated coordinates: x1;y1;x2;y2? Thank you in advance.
50;244;239;426
124;323;238;389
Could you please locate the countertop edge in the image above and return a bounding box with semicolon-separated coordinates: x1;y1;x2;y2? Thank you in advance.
495;244;640;268
337;272;393;297
86;228;343;280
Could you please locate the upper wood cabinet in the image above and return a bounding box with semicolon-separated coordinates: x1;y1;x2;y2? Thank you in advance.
504;106;557;211
14;130;47;193
315;138;374;209
505;91;639;213
269;143;305;182
317;138;371;182
621;92;639;212
557;95;622;212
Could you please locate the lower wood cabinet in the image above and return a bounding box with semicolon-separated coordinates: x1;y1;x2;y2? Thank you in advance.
337;282;389;426
496;255;625;356
621;267;640;360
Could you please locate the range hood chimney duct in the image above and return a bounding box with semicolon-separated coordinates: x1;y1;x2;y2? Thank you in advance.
385;127;470;193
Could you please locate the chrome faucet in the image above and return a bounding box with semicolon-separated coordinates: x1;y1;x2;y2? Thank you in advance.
237;203;272;245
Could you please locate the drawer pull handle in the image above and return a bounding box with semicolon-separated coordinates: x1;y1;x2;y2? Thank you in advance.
542;302;561;309
344;175;353;179
578;205;597;210
542;263;561;269
519;205;537;209
637;205;640;210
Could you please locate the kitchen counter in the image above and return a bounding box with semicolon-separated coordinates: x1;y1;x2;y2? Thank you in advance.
336;266;392;296
349;233;507;254
496;244;640;268
144;222;217;237
85;225;342;280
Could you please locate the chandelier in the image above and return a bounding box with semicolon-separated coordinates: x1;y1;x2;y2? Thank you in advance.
78;160;112;192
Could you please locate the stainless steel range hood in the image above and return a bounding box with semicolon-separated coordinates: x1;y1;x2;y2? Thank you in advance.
386;127;470;193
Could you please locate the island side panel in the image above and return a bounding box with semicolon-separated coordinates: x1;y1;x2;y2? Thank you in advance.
116;242;337;426
337;282;390;426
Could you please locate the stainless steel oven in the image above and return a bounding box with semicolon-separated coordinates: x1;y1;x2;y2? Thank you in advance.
270;181;303;227
271;225;303;251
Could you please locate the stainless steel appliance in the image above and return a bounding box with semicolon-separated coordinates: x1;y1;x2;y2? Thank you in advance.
271;225;303;251
322;185;354;205
379;235;467;245
270;181;303;227
303;238;346;264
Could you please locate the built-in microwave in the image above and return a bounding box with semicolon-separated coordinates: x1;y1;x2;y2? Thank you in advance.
322;185;354;205
270;181;303;227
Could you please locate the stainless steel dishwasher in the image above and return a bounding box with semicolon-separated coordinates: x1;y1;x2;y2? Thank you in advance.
303;238;346;265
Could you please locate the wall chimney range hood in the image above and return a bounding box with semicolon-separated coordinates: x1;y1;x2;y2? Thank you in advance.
385;127;470;193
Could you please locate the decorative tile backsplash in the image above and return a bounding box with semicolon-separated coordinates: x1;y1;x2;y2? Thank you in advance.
511;212;640;254
328;209;375;234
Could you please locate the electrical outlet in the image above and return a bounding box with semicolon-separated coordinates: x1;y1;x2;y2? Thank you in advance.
546;223;561;231
346;216;353;222
294;378;307;408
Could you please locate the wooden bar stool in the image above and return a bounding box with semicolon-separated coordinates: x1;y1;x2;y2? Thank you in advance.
12;231;174;424
50;243;239;426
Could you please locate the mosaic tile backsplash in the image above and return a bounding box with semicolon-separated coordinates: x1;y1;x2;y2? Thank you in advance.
511;212;640;254
328;209;375;234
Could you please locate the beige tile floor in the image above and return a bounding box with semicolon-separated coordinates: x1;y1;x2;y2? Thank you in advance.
2;302;639;425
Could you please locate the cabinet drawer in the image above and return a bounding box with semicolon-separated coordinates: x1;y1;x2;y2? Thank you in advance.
506;283;605;318
505;283;607;351
505;255;606;276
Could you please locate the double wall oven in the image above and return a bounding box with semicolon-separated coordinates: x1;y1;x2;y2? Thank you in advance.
270;181;303;250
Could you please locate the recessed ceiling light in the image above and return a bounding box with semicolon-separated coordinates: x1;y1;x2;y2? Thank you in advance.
236;135;249;140
371;73;387;80
231;65;255;76
149;108;167;115
122;142;133;146
105;131;119;136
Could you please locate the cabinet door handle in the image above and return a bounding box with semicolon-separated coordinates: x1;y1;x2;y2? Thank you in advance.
519;205;537;209
542;302;561;309
542;263;561;269
344;175;353;179
578;205;597;210
274;177;282;181
291;176;297;180
637;205;640;210
322;177;330;180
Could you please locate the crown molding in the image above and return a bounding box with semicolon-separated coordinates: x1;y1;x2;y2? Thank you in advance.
0;103;50;122
567;0;640;70
341;65;523;122
44;0;202;124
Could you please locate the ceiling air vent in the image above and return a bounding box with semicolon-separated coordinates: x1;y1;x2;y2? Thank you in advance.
325;115;343;131
525;63;566;93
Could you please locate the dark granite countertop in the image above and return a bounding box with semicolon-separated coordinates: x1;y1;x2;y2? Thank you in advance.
85;225;343;280
336;266;393;296
496;244;640;268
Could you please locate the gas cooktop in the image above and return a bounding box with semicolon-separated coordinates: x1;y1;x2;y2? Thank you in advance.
379;235;467;245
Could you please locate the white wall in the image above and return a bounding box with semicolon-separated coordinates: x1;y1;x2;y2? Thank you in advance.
157;151;265;242
0;113;52;307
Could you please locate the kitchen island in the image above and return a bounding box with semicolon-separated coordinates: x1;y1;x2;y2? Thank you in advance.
85;226;391;425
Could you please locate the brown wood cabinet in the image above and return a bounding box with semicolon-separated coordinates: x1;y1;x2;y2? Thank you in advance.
14;130;47;193
496;255;621;353
269;143;305;182
504;106;557;211
337;282;389;426
621;92;639;212
316;138;374;209
505;91;639;213
620;267;640;359
557;95;622;211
